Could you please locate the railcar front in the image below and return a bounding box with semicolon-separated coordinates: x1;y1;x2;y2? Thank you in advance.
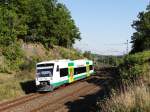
35;62;55;91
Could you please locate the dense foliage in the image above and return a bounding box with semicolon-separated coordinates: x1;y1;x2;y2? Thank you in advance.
118;51;150;81
0;0;80;48
131;4;150;53
0;0;81;71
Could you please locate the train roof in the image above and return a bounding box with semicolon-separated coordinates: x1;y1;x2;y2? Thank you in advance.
36;59;92;65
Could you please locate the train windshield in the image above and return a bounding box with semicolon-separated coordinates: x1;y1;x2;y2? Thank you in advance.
36;63;54;77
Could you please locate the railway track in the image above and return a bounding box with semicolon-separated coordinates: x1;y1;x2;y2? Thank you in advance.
31;78;103;112
0;93;45;111
51;83;102;112
0;75;97;112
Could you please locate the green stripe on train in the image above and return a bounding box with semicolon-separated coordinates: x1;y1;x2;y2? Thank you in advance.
51;72;94;88
86;62;89;64
51;74;86;88
74;74;87;80
68;63;74;66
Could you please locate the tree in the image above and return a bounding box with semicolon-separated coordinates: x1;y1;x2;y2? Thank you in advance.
131;4;150;53
0;0;81;48
83;51;93;59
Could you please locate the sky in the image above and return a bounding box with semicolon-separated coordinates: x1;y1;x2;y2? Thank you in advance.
59;0;149;55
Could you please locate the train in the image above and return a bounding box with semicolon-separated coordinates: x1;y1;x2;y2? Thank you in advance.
35;59;94;91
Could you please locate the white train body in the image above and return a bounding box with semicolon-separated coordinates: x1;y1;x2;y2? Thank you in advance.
35;59;94;91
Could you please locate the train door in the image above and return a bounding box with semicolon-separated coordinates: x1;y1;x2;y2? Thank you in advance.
68;62;74;83
86;62;90;77
53;65;60;83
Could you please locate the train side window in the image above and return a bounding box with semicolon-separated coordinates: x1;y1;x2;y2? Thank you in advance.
74;67;86;75
90;65;93;70
60;68;68;77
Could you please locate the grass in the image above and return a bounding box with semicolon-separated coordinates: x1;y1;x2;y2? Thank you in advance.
0;79;23;101
98;81;150;112
0;71;35;102
96;51;150;112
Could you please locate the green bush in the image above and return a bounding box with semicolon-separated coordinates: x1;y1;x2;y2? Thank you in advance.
19;56;41;72
118;51;150;81
1;42;25;71
2;43;24;61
